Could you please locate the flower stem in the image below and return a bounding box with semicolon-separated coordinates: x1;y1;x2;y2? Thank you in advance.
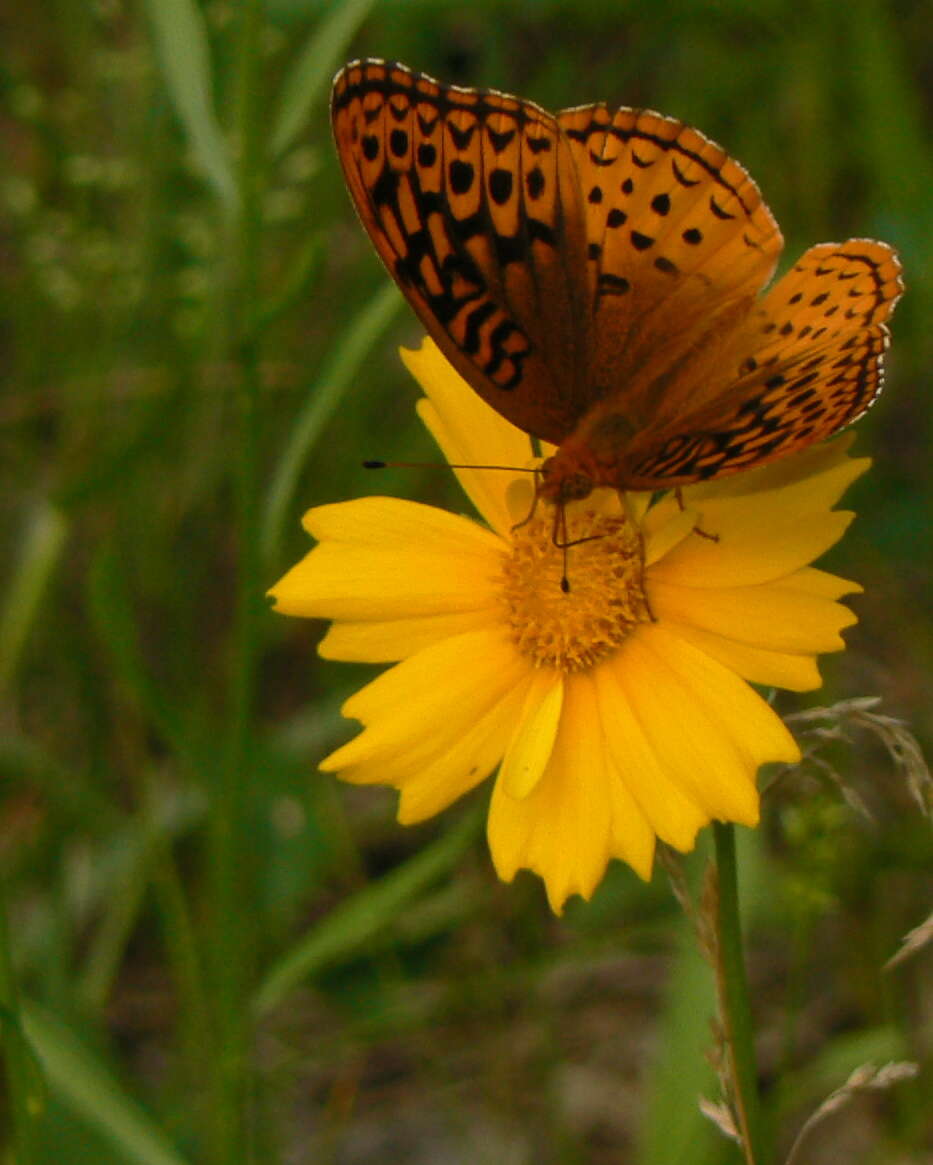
712;822;767;1165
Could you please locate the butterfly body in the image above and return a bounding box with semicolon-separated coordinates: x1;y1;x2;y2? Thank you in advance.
332;60;902;499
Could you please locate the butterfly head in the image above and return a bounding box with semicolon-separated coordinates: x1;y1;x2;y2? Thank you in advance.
537;456;597;507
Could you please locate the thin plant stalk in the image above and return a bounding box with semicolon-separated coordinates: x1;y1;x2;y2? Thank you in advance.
207;0;265;1157
713;822;767;1165
0;872;41;1162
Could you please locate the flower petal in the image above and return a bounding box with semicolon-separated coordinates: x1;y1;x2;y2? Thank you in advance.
646;626;801;768
402;339;534;536
270;498;505;622
650;564;861;689
649;577;858;653
642;505;700;567
305;494;504;554
614;628;761;824
663;623;824;691
779;566;862;599
396;678;531;823
624;490;653;525
499;669;564;799
604;748;657;881
319;609;497;662
488;675;616;912
645;442;869;589
321;628;525;773
647;504;857;588
593;662;708;850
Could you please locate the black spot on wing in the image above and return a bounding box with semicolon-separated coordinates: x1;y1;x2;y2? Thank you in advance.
488;167;513;205
449;159;474;194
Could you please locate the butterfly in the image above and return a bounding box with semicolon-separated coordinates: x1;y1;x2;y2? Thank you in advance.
331;59;902;505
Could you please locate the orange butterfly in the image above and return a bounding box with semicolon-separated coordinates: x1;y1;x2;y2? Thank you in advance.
331;60;902;505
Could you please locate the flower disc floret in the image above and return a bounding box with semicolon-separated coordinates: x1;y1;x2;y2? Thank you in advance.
501;509;651;671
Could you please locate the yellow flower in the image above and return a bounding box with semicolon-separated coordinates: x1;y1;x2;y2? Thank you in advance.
270;339;867;912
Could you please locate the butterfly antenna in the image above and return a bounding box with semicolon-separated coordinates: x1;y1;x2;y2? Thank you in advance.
363;459;538;473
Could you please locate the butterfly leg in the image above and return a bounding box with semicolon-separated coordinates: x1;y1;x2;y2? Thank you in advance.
637;531;658;623
547;504;609;593
510;468;544;533
674;487;720;542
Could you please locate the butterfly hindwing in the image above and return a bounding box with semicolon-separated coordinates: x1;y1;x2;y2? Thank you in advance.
748;238;902;359
619;240;903;487
332;59;590;445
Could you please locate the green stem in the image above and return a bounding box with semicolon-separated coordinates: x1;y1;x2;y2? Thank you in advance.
208;0;265;1158
0;872;41;1162
712;822;767;1165
144;780;218;1148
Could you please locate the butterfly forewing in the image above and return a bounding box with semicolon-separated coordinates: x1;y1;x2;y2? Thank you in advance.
332;59;590;445
555;104;783;425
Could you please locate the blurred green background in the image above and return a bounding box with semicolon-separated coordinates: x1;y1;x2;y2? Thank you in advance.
1;1;930;1162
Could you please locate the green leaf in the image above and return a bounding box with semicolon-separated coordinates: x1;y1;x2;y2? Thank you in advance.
0;501;67;697
261;279;401;565
22;1005;191;1165
271;0;378;157
143;0;236;207
254;807;482;1015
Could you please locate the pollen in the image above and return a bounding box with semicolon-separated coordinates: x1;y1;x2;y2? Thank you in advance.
499;506;652;672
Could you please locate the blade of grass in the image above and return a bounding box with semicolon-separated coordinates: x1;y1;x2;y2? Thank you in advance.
261;279;401;564
271;0;378;158
0;732;121;831
76;787;205;1014
254;806;482;1016
85;542;219;786
847;0;933;222
84;486;219;1152
0;501;67;697
143;0;236;207
0;876;44;1162
22;1005;191;1165
256;230;325;332
205;0;267;1157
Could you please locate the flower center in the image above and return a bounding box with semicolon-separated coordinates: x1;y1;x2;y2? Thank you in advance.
499;505;651;672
